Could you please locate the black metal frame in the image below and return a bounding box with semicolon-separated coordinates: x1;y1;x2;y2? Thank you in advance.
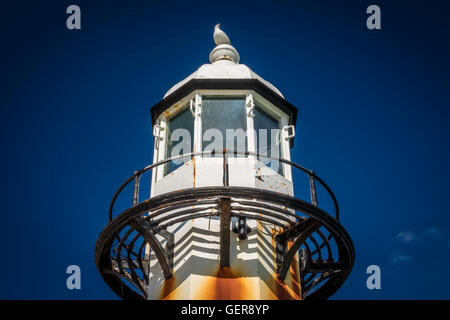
150;79;298;127
95;150;354;300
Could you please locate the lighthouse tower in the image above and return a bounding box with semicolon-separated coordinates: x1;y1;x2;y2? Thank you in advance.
95;25;354;300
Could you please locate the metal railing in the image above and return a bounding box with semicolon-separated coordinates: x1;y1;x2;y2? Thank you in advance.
108;150;340;222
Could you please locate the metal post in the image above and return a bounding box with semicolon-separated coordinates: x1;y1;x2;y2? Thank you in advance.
219;197;231;267
133;172;141;206
309;173;318;207
222;149;229;187
275;239;286;274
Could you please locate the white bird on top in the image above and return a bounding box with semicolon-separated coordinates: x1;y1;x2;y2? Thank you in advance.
213;24;231;45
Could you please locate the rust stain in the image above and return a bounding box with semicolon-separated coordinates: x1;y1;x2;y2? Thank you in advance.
289;272;302;296
162;104;181;119
284;240;302;298
274;276;302;300
257;221;263;234
197;267;255;300
159;220;302;300
192;156;196;189
270;226;278;236
270;225;276;257
216;266;234;278
160;276;176;300
268;227;302;300
161;263;302;300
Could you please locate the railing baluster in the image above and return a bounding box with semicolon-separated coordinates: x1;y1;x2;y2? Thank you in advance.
309;173;318;207
133;172;141;206
219;197;231;267
222;149;229;187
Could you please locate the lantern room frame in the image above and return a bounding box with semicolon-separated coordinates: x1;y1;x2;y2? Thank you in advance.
152;88;294;185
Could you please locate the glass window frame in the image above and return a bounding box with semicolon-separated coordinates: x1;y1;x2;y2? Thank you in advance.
201;94;248;158
153;90;292;183
251;93;291;178
253;101;284;175
163;103;195;176
153;92;198;182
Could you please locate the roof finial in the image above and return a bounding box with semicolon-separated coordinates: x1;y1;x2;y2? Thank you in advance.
213;24;231;45
209;23;240;64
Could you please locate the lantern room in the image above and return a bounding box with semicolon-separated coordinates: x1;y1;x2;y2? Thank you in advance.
150;28;297;198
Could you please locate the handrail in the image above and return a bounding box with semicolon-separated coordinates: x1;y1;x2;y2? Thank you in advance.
108;150;340;222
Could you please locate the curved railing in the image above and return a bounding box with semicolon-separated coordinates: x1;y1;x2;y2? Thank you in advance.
96;187;354;300
96;150;354;300
108;149;340;222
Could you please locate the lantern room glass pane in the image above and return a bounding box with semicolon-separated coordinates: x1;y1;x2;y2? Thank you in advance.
164;106;194;176
254;105;283;175
202;97;247;157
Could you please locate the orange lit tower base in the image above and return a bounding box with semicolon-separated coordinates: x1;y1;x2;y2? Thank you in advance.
149;217;302;300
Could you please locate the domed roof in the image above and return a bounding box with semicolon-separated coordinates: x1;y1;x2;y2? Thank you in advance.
163;25;284;98
164;60;284;98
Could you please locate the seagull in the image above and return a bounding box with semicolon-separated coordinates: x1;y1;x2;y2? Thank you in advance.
213;23;231;45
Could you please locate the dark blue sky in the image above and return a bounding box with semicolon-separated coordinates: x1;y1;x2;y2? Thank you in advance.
1;0;450;299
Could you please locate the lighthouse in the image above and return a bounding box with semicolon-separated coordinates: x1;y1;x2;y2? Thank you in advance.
95;25;354;300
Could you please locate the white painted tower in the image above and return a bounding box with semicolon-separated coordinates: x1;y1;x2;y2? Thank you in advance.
148;25;299;299
96;25;354;301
